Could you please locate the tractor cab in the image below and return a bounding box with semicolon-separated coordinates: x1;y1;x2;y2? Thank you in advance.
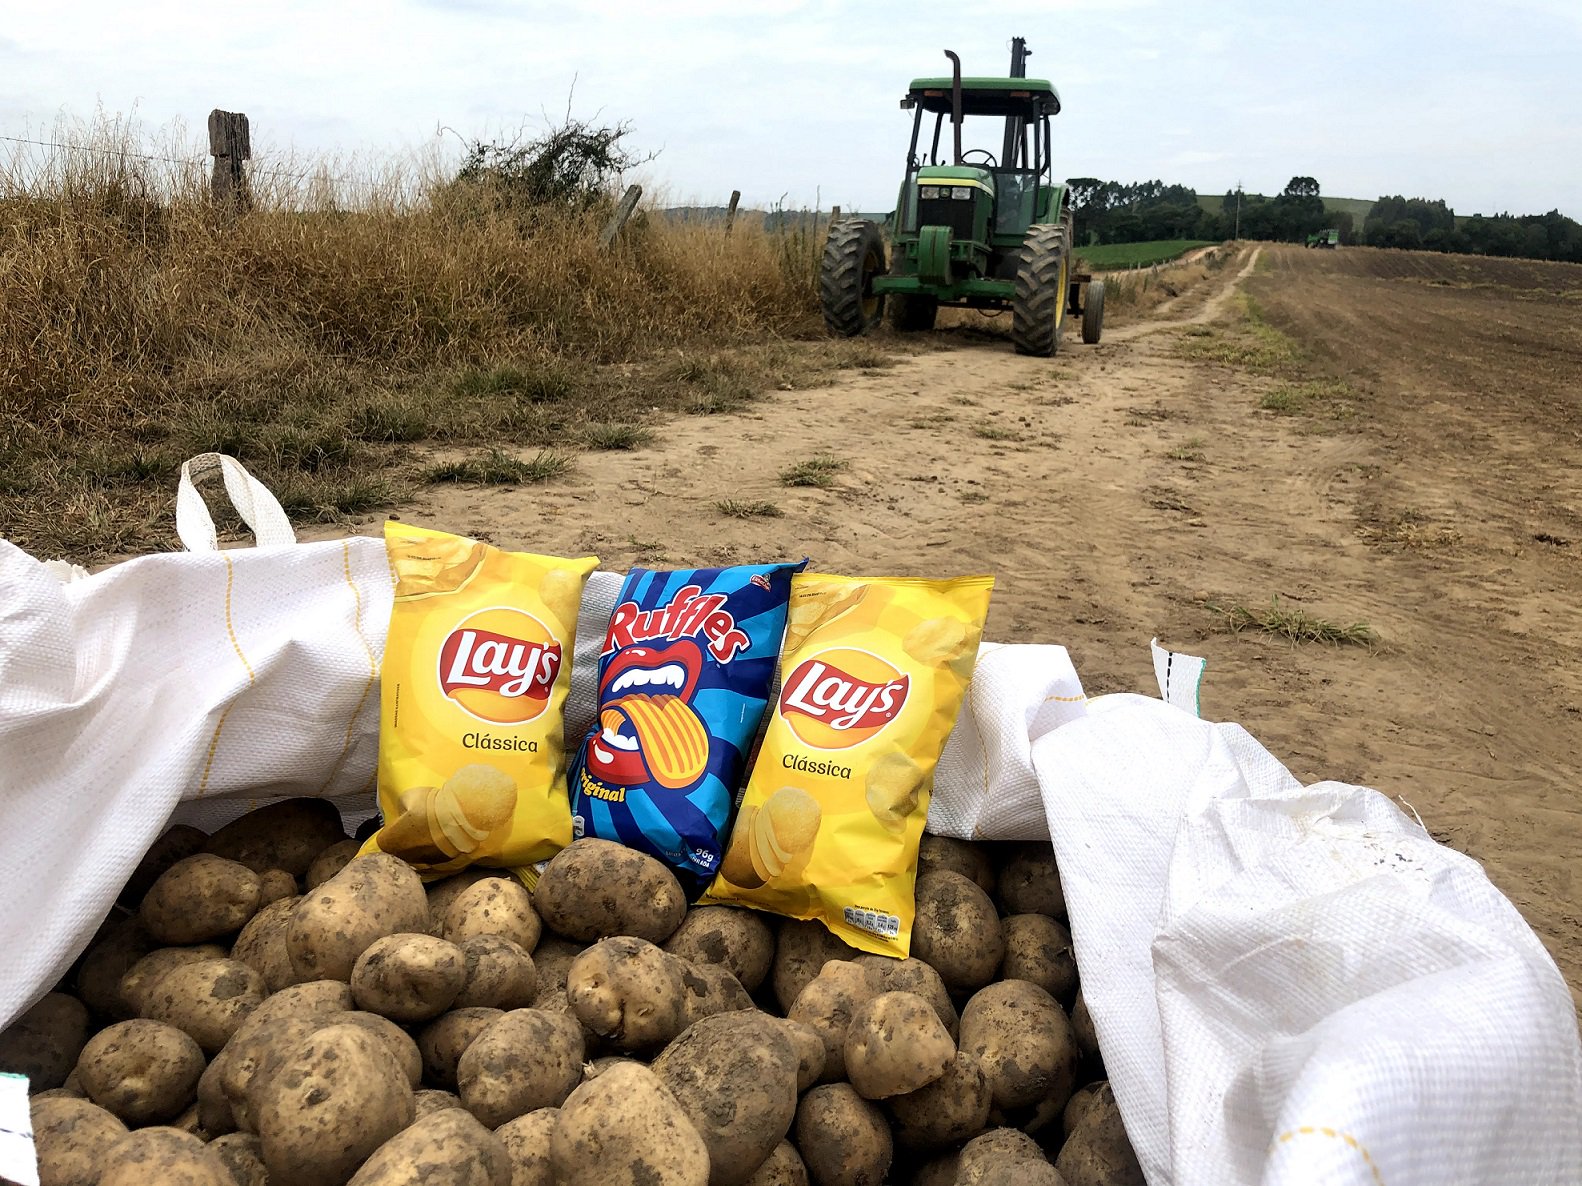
818;38;1102;357
895;77;1062;262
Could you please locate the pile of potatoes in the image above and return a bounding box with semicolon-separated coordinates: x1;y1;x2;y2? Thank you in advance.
0;798;1144;1186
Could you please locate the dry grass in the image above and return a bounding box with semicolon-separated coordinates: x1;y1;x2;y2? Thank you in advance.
1208;596;1377;646
0;115;867;559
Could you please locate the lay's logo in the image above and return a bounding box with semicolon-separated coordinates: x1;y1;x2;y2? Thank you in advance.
438;607;561;724
779;648;909;750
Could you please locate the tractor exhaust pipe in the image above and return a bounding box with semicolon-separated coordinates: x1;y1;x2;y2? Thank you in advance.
944;50;963;165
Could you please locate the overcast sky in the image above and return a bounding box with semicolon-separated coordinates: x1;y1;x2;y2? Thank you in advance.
2;0;1578;218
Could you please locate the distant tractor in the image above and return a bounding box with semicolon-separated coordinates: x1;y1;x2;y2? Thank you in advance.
819;37;1103;356
1306;228;1340;248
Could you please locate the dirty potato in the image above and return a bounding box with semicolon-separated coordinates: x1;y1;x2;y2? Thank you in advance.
793;1084;892;1186
496;1108;559;1186
145;958;266;1054
771;919;859;1015
787;960;878;1084
853;955;958;1039
958;980;1080;1117
350;933;467;1022
230;896;302;992
566;937;689;1052
885;1051;991;1152
916;834;996;895
534;839;687;944
205;797;348;877
97;1127;233;1186
444;876;542;952
663;905;775;993
452;934;538;1010
994;842;1066;920
347;1106;511;1186
29;1095;127;1186
911;871;1004;995
843;991;954;1101
140;855;262;945
1055;1080;1146;1186
286;854;430;982
456;1008;585;1127
0;992;90;1091
417;1006;503;1091
999;914;1078;1005
75;1019;205;1125
551;1061;710;1186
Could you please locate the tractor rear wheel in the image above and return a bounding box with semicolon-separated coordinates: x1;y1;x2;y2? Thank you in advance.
820;219;887;337
888;293;938;332
1082;280;1106;344
1011;223;1071;357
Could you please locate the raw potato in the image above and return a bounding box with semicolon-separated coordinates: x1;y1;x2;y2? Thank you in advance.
911;871;1004;994
853;955;958;1039
496;1108;559;1186
770;920;858;1014
119;824;207;908
885;1051;991;1152
663;905;775;992
995;842;1066;920
457;1008;584;1127
975;1162;1065;1186
775;1018;827;1093
678;960;754;1027
417;1006;503;1091
567;937;688;1051
209;1132;270;1186
956;1128;1049;1186
29;1095;127;1186
1055;1080;1145;1186
959;980;1080;1116
257;868;299;904
140;854;262;945
787;961;877;1084
424;869;507;936
146;958;266;1054
254;1022;415;1186
350;933;467;1022
232;978;355;1037
651;1012;800;1186
97;1127;232;1186
231;896;303;992
120;946;228;1017
916;834;996;895
999;914;1078;1004
74;917;156;1019
205;797;348;877
0;992;89;1091
843;991;954;1100
307;838;363;889
75;1019;204;1125
530;937;585;1003
321;1010;425;1087
453;934;538;1009
551;1061;710;1186
743;1142;810;1186
534;839;687;944
793;1084;892;1186
413;1088;464;1118
1071;989;1101;1064
444;876;542;952
286;854;430;982
348;1106;512;1186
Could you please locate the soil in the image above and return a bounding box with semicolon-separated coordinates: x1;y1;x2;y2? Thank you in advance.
327;243;1582;1009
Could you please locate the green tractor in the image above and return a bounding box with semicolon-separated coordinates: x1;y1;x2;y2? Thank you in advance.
1306;228;1340;249
819;37;1102;356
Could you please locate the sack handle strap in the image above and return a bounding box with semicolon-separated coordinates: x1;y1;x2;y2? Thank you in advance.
176;454;297;552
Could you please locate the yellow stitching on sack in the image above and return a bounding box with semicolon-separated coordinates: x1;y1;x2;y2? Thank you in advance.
198;554;253;798
1270;1126;1384;1185
1045;693;1086;703
317;541;379;797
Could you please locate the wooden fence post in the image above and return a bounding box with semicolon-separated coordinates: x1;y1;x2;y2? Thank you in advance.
600;184;643;249
207;109;252;213
724;190;741;236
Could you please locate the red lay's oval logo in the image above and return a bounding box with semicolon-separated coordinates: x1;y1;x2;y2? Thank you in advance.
437;607;562;725
779;648;910;750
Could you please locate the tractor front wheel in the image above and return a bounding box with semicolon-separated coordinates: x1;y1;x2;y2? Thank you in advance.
1011;223;1071;357
888;293;938;332
820;219;887;337
1081;280;1106;344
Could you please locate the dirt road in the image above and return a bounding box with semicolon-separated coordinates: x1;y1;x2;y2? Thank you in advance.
358;244;1582;1005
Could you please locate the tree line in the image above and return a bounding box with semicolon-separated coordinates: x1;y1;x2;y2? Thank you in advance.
1064;176;1582;264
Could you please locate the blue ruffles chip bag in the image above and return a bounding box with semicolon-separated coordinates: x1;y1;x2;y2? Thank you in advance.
568;562;805;894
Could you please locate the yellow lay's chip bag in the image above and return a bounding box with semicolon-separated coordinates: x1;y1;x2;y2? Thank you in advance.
362;522;597;876
705;572;992;956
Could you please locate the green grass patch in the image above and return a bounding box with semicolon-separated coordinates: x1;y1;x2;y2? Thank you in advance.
423;448;571;485
1260;379;1355;416
1166;437;1206;461
781;454;847;488
715;498;783;519
1210;596;1376;646
1075;239;1215;269
454;360;579;404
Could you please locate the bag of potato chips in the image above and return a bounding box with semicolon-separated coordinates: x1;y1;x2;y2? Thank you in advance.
705;571;992;955
363;522;596;876
567;562;804;896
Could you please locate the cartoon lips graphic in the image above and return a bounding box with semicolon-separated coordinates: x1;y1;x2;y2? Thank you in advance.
588;640;711;789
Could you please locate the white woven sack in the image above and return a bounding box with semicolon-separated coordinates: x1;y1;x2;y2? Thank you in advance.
1034;693;1582;1186
929;641;1087;839
0;455;394;1029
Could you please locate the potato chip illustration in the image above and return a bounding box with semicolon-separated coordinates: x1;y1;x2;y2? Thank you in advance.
720;805;765;888
865;751;924;832
391;534;488;601
903;617;971;666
